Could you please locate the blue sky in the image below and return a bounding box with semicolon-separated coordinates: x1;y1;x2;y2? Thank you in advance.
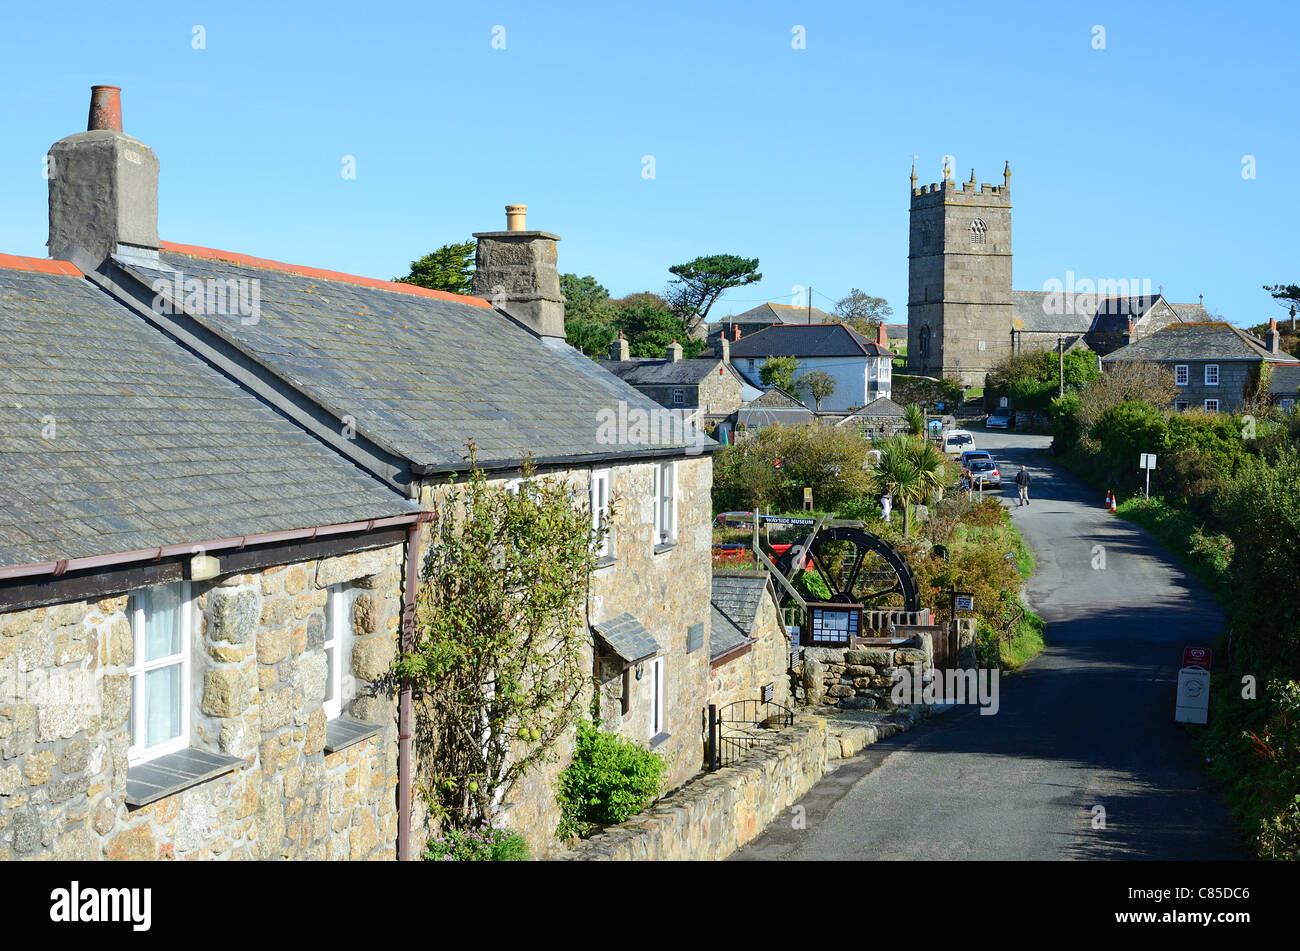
1;0;1295;326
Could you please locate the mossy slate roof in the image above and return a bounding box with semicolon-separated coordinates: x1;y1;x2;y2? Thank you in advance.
0;268;417;569
125;251;701;471
710;574;771;659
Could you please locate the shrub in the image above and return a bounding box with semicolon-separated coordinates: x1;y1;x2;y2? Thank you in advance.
556;721;666;840
712;423;872;514
423;826;530;861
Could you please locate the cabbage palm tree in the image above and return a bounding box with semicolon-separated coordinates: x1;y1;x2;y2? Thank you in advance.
902;403;925;437
871;435;950;535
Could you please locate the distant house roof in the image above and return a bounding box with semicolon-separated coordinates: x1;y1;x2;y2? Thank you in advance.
115;244;708;475
592;613;662;664
746;387;809;410
883;323;907;339
1102;321;1300;364
837;397;907;423
710;574;774;660
602;356;746;388
1268;363;1300;397
736;407;815;427
726;302;834;326
0;260;417;570
729;323;892;359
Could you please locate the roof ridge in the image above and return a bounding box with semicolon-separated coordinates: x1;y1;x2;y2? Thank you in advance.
159;241;492;308
0;253;81;277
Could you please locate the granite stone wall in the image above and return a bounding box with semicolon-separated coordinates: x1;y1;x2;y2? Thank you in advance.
0;544;408;861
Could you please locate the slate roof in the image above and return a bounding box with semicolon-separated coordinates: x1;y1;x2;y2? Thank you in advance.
746;387;808;410
736;407;815;427
603;357;732;386
591;613;662;664
0;262;417;570
710;574;772;659
118;246;704;473
1102;322;1300;364
1012;291;1212;335
726;303;834;325
729;323;891;359
842;397;906;420
1267;364;1300;397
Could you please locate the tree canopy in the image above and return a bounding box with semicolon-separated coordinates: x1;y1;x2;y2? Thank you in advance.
759;355;799;392
561;273;618;358
833;289;893;337
665;254;761;330
799;370;837;411
394;239;476;295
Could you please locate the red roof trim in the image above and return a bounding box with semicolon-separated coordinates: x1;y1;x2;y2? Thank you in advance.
159;241;492;308
0;253;81;277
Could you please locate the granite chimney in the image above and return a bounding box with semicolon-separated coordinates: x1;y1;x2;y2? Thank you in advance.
473;203;565;339
48;85;160;265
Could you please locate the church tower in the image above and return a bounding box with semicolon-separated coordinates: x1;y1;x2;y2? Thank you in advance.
907;161;1013;386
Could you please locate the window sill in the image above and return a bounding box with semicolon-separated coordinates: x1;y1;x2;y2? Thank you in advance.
324;716;382;754
649;732;672;750
653;542;677;555
125;747;242;808
594;555;617;571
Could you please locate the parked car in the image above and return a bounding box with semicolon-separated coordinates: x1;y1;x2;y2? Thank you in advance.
967;458;1002;488
942;429;976;457
960;450;993;469
986;410;1015;429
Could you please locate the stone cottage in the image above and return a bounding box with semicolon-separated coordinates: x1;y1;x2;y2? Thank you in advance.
602;334;756;428
9;85;744;858
0;251;426;862
708;573;792;713
1101;319;1299;413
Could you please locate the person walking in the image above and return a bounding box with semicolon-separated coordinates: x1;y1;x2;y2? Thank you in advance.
881;492;893;524
1016;465;1031;506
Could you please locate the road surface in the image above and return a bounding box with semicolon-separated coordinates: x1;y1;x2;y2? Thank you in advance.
734;430;1244;860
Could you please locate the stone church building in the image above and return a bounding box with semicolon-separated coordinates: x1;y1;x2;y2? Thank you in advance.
906;163;1210;386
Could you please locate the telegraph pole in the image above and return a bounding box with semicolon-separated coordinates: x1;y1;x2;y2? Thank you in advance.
1058;335;1064;398
808;286;813;324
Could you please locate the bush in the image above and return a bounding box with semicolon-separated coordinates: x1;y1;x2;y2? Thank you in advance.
423;825;530;861
712;423;872;514
556;721;666;840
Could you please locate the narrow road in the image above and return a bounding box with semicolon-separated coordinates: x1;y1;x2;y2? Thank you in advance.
735;431;1244;860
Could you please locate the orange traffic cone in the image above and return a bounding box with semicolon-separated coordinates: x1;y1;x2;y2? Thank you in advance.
1110;494;1118;514
1104;490;1113;509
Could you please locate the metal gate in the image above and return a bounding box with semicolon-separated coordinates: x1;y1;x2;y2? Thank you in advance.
705;700;794;770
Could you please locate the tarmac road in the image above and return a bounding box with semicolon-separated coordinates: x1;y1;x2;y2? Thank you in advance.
734;430;1245;861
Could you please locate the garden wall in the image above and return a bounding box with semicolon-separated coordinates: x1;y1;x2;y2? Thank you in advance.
557;717;827;861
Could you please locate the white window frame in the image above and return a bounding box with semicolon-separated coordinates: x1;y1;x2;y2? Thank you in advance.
649;656;665;739
322;583;351;721
1204;364;1219;386
127;580;192;765
1174;364;1189;386
671;389;685;406
590;469;612;559
1204;398;1220;412
652;461;677;548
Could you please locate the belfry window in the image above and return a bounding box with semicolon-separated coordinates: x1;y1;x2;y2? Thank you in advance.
969;217;987;249
918;326;931;359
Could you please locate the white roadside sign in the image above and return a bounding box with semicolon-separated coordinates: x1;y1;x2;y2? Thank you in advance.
1175;666;1211;724
1139;453;1157;470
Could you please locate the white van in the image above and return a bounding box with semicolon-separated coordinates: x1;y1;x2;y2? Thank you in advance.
942;428;976;457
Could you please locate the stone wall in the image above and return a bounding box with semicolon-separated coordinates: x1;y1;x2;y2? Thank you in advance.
793;640;933;712
558;717;826;861
0;544;408;861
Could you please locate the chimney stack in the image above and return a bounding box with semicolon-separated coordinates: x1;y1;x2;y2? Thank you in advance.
473;204;565;339
715;333;729;363
732;325;741;341
666;340;683;362
48;85;160;265
876;321;888;348
610;333;629;361
1267;317;1281;355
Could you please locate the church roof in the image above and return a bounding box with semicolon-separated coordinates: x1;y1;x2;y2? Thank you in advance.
1012;291;1214;335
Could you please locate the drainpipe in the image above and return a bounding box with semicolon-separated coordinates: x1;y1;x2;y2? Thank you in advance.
397;516;428;860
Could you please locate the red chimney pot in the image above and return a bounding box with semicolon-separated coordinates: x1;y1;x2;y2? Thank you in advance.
88;85;122;132
732;325;741;341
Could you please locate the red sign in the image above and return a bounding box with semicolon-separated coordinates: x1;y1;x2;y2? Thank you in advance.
1181;646;1212;671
